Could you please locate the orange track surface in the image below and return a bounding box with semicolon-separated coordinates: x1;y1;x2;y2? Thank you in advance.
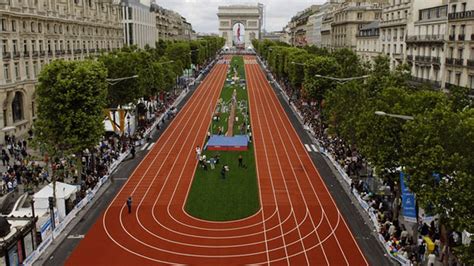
66;56;368;265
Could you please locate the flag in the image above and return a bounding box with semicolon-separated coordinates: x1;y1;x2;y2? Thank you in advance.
237;24;241;41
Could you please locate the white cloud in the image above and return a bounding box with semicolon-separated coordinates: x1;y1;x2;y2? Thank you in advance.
154;0;326;33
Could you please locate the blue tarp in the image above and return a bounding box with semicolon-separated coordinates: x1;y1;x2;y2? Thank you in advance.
206;135;248;148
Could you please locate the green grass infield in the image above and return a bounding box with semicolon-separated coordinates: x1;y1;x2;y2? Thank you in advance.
185;56;260;221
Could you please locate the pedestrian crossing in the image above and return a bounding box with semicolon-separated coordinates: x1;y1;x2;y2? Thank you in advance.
304;144;319;153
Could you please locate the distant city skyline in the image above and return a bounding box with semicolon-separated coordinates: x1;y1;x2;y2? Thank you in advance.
140;0;325;33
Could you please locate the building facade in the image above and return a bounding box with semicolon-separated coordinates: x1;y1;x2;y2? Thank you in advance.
379;0;412;69
446;0;474;89
406;3;448;88
331;1;384;50
0;0;123;142
121;0;157;48
356;21;381;61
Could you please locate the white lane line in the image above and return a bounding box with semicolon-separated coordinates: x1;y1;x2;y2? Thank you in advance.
304;144;312;152
311;144;319;153
141;143;150;151
147;142;155;150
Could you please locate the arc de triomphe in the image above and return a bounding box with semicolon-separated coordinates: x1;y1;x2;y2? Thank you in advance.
217;4;263;48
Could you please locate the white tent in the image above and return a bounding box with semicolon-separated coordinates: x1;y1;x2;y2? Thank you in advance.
33;182;79;221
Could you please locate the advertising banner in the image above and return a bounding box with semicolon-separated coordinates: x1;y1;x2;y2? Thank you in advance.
400;172;417;222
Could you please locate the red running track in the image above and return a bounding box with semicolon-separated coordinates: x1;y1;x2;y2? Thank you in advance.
66;56;368;265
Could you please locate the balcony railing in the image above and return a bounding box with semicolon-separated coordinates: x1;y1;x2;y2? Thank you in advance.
415;55;431;63
407;55;413;61
74;49;82;54
13;51;20;58
446;58;454;65
458;34;465;41
449;35;455;41
431;57;441;64
448;10;474;20
47;50;52;56
410;76;441;88
32;51;38;57
467;59;474;68
2;52;11;59
454;58;464;66
23;51;30;57
40;51;46;56
406;35;444;42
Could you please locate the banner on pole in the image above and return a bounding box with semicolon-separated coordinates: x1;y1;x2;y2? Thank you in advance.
400;172;417;222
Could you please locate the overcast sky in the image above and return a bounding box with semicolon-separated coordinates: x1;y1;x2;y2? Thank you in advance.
141;0;325;33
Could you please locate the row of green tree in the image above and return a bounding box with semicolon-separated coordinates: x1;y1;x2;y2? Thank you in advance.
34;37;225;159
253;39;474;263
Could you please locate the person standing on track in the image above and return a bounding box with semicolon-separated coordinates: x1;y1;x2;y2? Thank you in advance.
238;155;243;167
196;146;201;160
127;196;132;214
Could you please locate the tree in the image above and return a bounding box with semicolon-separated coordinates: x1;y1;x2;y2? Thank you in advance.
99;51;144;107
165;42;191;74
324;81;369;142
302;56;340;103
286;49;310;94
34;60;108;156
330;48;364;78
449;85;472;112
401;104;474;263
138;61;165;97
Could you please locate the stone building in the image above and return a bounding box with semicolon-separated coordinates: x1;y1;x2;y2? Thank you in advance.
356;21;381;61
331;0;385;50
406;2;448;89
379;0;412;69
151;3;194;41
121;0;157;48
445;0;474;89
0;0;123;143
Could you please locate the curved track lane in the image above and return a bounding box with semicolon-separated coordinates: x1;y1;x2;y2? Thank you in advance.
66;56;368;265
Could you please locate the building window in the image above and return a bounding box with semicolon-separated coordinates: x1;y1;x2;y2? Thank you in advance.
458;48;463;59
447;70;452;83
12;40;18;53
1;39;7;53
455;73;461;86
1;19;6;31
469;75;474;89
12;91;24;122
25;62;30;79
11;20;16;32
14;62;19;79
33;61;37;76
3;64;10;81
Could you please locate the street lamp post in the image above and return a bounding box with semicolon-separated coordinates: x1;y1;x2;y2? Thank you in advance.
30;197;37;249
106;74;139;86
290;61;370;83
374;111;414;120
